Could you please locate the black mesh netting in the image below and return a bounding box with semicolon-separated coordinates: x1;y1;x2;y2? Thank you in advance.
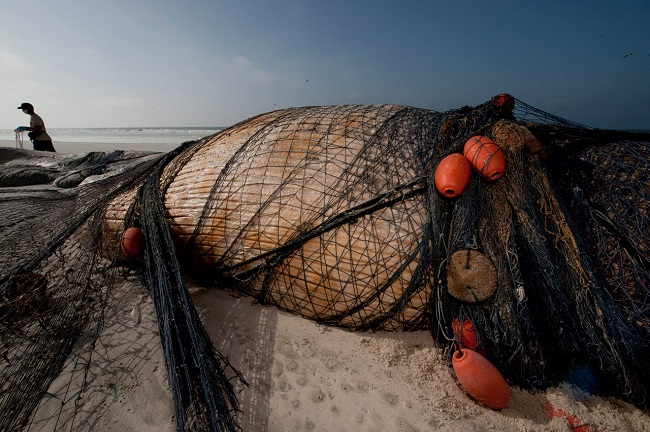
1;94;649;430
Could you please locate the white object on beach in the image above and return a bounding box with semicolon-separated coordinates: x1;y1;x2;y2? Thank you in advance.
131;304;141;325
130;293;147;325
15;130;24;149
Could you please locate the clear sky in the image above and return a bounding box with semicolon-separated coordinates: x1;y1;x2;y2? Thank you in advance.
1;0;648;129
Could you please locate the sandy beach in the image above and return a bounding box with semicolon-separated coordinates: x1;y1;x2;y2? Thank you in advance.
26;280;650;432
2;141;649;432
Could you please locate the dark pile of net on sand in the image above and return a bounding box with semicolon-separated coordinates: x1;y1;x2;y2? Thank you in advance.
0;94;648;431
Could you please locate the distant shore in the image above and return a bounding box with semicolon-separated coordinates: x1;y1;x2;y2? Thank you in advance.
0;139;179;154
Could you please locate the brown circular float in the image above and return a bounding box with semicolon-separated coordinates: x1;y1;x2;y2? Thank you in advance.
447;249;498;302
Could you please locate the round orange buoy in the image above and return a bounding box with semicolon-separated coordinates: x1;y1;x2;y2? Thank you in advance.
490;93;515;113
452;318;478;350
452;348;510;410
121;227;145;258
434;154;471;198
463;136;506;180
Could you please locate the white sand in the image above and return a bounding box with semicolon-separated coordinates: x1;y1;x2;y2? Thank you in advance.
27;281;650;432
2;141;649;431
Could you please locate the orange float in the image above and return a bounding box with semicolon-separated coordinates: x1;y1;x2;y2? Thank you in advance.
490;93;515;113
452;318;478;350
121;227;145;258
452;348;510;410
463;136;506;180
434;153;471;198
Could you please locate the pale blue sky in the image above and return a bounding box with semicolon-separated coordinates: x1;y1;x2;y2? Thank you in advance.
1;0;648;129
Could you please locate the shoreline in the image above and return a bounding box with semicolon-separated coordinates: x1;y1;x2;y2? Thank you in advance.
0;139;180;154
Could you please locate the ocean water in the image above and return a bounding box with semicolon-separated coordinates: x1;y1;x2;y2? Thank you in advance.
0;127;225;145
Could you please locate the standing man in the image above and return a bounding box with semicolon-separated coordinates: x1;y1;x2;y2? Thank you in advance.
16;102;56;152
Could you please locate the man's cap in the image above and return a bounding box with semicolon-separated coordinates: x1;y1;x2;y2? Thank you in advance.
17;102;33;110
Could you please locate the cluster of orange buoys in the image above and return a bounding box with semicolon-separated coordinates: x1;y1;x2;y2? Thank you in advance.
436;137;510;409
434;135;506;198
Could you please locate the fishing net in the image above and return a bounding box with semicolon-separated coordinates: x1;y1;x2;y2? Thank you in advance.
0;151;160;431
0;148;245;432
1;94;649;431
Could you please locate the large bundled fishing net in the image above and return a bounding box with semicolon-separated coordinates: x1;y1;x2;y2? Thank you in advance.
1;94;648;430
